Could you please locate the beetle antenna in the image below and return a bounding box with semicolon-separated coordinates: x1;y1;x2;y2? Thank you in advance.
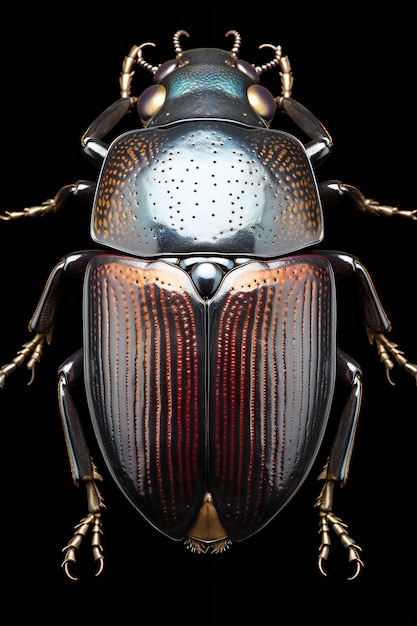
137;42;159;74
255;43;282;75
173;29;190;58
120;42;158;98
225;30;241;58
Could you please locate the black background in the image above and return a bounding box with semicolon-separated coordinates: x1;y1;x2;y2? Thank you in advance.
1;4;416;622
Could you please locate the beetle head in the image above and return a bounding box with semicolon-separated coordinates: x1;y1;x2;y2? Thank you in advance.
132;30;284;128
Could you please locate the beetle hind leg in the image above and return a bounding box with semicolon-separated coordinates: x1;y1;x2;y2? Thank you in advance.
57;349;106;580
315;349;365;580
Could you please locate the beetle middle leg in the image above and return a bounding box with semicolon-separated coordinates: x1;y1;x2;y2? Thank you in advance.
57;348;106;581
315;349;365;580
319;250;417;385
0;250;101;387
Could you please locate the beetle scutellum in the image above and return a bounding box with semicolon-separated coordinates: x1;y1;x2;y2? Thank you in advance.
0;30;415;581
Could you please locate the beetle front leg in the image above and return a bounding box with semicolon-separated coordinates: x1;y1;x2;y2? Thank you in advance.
320;180;417;220
316;349;365;580
1;96;136;219
81;96;136;166
277;96;332;166
58;349;106;581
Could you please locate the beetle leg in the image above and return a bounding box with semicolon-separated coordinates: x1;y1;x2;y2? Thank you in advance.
81;97;137;166
0;251;101;387
0;180;95;220
57;349;106;580
320;180;417;220
316;349;365;580
320;250;417;384
277;96;332;167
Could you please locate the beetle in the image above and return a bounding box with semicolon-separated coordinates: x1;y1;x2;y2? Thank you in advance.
0;29;416;581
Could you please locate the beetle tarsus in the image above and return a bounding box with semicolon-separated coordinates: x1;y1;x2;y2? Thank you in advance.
396;208;417;220
317;511;364;580
0;198;57;220
316;477;364;580
362;198;417;220
338;184;416;219
0;333;46;387
0;182;84;221
373;333;417;385
61;512;104;581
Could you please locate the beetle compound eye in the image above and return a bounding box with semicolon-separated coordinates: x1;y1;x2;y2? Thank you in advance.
235;59;259;83
154;59;179;82
247;83;276;123
137;84;167;122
